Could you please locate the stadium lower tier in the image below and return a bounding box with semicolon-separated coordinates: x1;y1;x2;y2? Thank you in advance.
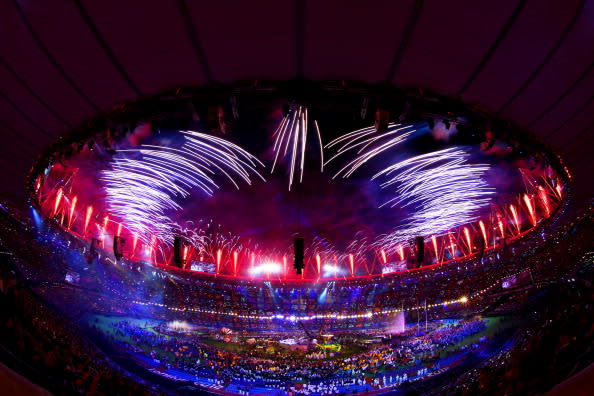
0;203;593;395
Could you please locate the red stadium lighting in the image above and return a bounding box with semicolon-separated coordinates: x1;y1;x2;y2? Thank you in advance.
431;235;439;263
68;196;77;229
464;227;473;255
523;194;537;226
27;86;567;282
448;232;456;259
498;218;505;239
539;186;551;217
510;204;521;234
52;188;63;217
479;220;488;247
84;205;93;236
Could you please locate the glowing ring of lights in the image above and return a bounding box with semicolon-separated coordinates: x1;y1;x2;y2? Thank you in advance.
27;83;569;282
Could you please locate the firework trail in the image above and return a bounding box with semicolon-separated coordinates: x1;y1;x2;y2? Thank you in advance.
271;105;324;190
326;123;418;178
372;147;494;253
306;236;340;260
326;125;493;256
102;131;265;245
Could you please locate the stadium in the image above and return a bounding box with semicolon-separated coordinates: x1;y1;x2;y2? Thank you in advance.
1;1;593;395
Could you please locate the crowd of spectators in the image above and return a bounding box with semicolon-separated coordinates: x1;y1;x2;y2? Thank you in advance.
0;249;160;395
0;201;592;395
435;223;594;395
436;259;594;395
92;316;488;394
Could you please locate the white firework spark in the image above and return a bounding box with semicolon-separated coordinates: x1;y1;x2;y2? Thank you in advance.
271;104;324;190
325;123;418;178
101;131;265;245
373;147;494;252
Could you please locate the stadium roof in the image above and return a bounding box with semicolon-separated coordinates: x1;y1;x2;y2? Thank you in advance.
1;0;593;205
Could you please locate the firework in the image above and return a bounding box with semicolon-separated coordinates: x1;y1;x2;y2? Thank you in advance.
498;218;505;239
84;205;93;235
464;227;472;255
509;204;521;234
326;123;493;253
373;147;494;251
101;131;265;245
523;194;536;226
68;196;77;228
431;235;439;262
271;105;324;190
53;188;63;217
326;123;417;178
307;236;340;262
538;186;551;217
479;220;488;247
314;120;324;172
555;183;562;199
448;232;456;259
